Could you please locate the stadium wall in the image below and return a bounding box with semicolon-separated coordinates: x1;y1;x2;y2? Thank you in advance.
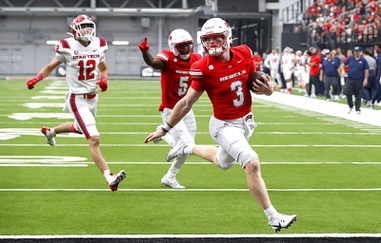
0;0;284;76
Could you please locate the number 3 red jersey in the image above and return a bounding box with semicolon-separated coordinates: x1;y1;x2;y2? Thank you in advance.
190;45;255;120
156;50;202;111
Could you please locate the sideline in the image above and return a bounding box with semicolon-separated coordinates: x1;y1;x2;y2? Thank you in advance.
253;92;381;127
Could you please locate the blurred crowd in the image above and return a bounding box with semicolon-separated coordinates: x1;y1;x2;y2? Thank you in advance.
256;44;381;112
294;0;381;46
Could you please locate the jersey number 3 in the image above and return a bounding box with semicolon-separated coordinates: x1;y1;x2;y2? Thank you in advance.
78;60;96;81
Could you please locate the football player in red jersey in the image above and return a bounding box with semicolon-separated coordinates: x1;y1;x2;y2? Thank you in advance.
139;29;202;189
26;15;126;191
145;18;297;232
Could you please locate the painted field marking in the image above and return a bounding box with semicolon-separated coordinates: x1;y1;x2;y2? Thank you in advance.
1;188;380;192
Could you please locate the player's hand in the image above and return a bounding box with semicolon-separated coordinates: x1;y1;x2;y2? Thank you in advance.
97;76;108;92
27;78;38;90
144;128;166;143
252;73;273;96
138;37;150;53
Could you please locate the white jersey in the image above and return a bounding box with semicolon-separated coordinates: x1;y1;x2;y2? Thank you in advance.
55;37;108;94
281;53;295;71
264;53;280;70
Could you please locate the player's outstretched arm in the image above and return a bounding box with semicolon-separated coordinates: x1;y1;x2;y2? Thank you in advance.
145;88;202;143
27;57;62;89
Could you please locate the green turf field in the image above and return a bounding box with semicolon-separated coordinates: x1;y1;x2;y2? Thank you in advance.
0;79;380;235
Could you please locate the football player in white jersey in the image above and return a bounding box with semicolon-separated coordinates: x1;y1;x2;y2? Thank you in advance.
139;29;202;189
26;14;126;191
264;49;280;90
281;47;295;93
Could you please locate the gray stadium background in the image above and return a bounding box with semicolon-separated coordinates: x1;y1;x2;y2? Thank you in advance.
0;0;304;76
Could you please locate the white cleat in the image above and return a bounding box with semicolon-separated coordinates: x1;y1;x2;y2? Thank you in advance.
161;175;185;189
41;126;56;146
166;141;189;162
109;170;127;191
269;213;297;233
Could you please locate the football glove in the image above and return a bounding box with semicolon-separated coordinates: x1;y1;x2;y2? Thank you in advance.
138;37;150;53
97;76;108;92
26;73;43;90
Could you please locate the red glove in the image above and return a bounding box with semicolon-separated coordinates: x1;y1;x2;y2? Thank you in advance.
97;76;108;92
138;37;150;53
27;73;43;89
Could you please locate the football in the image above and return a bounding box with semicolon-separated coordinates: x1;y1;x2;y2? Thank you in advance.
247;71;266;92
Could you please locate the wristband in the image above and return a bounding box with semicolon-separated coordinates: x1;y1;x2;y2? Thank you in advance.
35;73;44;81
162;122;173;132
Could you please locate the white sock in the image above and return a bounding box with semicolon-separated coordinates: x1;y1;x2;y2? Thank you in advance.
50;128;56;136
184;143;194;155
264;206;278;220
166;169;177;179
103;169;115;184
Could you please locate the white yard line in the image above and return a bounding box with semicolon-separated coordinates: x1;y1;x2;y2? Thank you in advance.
1;188;380;192
0;233;380;239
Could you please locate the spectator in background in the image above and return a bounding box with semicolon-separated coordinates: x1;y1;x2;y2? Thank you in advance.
303;50;312;94
294;50;308;92
306;46;321;98
362;48;377;107
138;29;202;189
320;49;341;101
341;49;353;98
281;47;295;93
252;51;263;72
264;48;280;90
341;46;369;114
372;43;381;107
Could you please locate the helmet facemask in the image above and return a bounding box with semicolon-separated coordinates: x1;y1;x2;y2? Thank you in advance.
200;18;232;56
201;33;229;56
69;15;96;43
168;29;194;60
174;41;193;60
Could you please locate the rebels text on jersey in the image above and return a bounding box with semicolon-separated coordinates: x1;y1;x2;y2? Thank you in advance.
190;45;255;120
55;37;108;94
156;50;202;111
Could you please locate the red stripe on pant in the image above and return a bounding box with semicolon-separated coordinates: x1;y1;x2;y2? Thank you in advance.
69;94;91;139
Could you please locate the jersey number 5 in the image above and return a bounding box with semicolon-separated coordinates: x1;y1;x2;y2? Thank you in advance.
178;76;189;96
78;60;96;81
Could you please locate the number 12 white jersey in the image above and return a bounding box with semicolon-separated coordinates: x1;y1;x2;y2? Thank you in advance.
55;37;108;94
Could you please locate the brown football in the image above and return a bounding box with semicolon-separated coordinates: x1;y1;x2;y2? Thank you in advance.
247;71;266;92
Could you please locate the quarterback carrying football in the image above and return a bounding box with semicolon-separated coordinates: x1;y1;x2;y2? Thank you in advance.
145;17;296;232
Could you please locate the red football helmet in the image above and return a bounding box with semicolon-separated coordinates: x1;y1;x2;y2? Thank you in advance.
69;15;96;42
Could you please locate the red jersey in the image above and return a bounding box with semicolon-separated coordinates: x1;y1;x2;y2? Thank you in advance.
309;54;321;75
252;55;263;71
190;45;255;120
156;50;202;111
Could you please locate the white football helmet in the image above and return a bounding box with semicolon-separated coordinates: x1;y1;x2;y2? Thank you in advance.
200;18;232;56
69;15;96;43
168;29;194;60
